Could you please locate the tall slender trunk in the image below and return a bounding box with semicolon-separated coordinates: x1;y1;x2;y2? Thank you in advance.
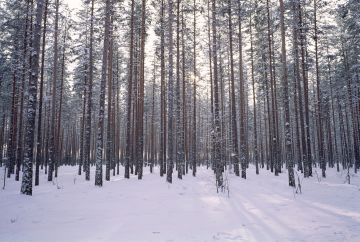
167;0;175;183
192;0;197;176
181;7;188;173
280;0;295;186
125;0;135;179
35;0;49;185
249;7;259;175
21;0;45;195
7;68;18;178
266;0;279;176
292;0;306;175
313;0;325;177
137;0;146;180
48;0;60;182
106;15;114;181
16;0;31;181
228;0;239;176
212;0;223;188
55;22;68;178
159;0;166;177
298;2;312;177
95;0;111;186
150;59;156;173
175;0;184;179
207;0;214;169
115;55;120;175
84;0;95;181
327;48;339;171
238;0;247;179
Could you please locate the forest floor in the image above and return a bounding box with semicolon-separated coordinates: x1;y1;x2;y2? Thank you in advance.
1;164;360;242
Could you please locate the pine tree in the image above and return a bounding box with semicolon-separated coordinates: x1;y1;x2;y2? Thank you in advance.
279;0;295;186
21;0;45;195
48;0;60;182
167;0;175;183
125;0;135;179
95;0;112;187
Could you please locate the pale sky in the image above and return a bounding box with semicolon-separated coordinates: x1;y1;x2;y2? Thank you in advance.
64;0;81;10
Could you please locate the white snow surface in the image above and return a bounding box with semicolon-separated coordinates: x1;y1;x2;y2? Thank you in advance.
1;165;360;242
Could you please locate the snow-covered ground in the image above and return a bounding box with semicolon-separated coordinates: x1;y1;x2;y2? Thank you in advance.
1;165;360;242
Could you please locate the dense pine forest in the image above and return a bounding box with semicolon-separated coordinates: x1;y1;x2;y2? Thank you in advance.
0;0;359;194
0;0;360;241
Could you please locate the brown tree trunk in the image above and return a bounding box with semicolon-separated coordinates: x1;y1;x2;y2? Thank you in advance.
35;0;49;185
238;0;247;179
211;0;223;188
95;0;112;186
125;0;135;179
249;8;259;175
279;0;295;186
48;0;60;182
228;0;239;176
21;0;45;195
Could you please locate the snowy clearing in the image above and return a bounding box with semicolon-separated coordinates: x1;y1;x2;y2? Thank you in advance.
1;166;360;242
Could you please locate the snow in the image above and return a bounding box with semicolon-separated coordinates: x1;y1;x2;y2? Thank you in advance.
1;165;360;242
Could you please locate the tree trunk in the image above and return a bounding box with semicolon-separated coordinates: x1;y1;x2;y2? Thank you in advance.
279;0;295;186
159;0;166;177
95;0;112;187
238;0;247;179
192;0;197;176
21;0;45;195
137;0;146;180
175;0;184;179
48;0;60;182
106;15;114;181
212;0;223;188
228;0;239;176
35;0;49;185
84;0;95;181
249;7;259;175
16;0;31;181
125;0;135;179
167;0;175;183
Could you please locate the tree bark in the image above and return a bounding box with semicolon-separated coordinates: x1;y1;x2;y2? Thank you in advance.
95;0;112;186
21;0;45;195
